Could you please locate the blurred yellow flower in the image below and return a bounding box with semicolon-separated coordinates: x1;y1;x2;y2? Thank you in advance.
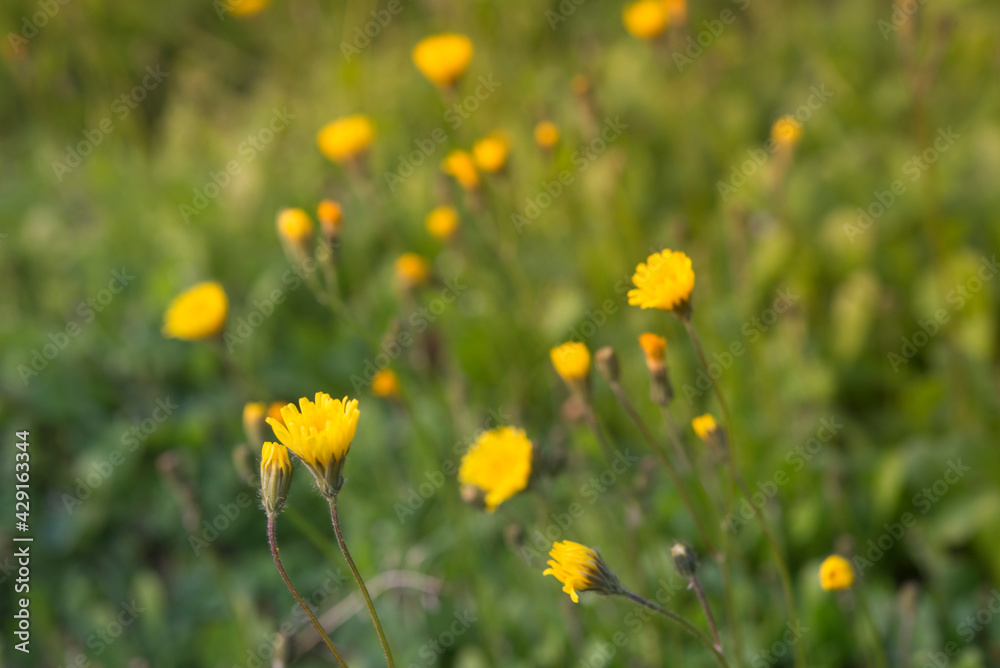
277;208;313;243
534;121;560;149
395;253;431;287
316;115;375;164
425;206;459;240
372;369;400;398
442;150;480;190
819;555;855;591
638;332;667;363
162;281;228;340
550;342;591;382
317;199;343;237
267;401;287;426
458;426;533;512
472;131;510;173
227;0;271;17
543;540;619;603
771;115;803;148
243;402;267;446
664;0;687;23
691;414;719;442
628;249;695;314
260;441;292;516
623;0;669;39
412;33;474;86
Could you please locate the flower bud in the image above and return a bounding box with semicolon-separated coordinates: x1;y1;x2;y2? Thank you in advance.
594;346;620;384
670;542;698;578
260;441;293;517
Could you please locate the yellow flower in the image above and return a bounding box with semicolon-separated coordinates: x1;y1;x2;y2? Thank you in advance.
243;402;267;447
627;249;695;314
472;131;510;173
317;199;343;238
550;342;591;382
260;441;292;515
266;393;360;495
227;0;271;17
412;33;474;87
442;150;480;190
819;555;855;591
162;281;228;340
395;253;431;288
623;0;669;40
458;426;533;512
277;208;313;244
639;333;672;405
543;540;620;603
534;121;560;149
316;114;375;164
771;115;803;148
425;206;459;240
638;333;667;364
691;414;719;442
372;369;400;398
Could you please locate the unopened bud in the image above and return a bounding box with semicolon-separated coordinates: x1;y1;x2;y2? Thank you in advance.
594;346;620;384
670;542;698;578
260;442;293;517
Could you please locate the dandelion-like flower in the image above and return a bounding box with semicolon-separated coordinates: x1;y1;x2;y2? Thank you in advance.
442;150;480;191
277;208;313;243
550;342;591;382
412;33;474;87
316;115;375;164
425;206;459;240
534;121;560;149
317;200;342;239
771;115;803;148
458;426;533;512
639;333;672;405
623;0;669;40
266;393;360;496
260;441;293;516
691;414;719;443
628;249;695;315
819;555;855;591
395;253;431;288
372;369;400;398
472;131;510;173
638;333;667;367
162;281;228;340
543;540;621;603
227;0;271;17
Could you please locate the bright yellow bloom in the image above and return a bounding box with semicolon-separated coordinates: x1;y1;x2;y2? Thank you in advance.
638;333;667;363
260;441;292;516
543;540;619;603
412;33;474;86
266;393;360;494
260;440;291;477
458;426;533;512
442;150;480;190
550;342;591;382
425;206;459;240
227;0;271;17
316;114;375;164
534;121;560;149
277;208;313;243
819;555;855;591
772;115;803;148
317;200;343;237
691;414;719;442
472;131;510;173
162;281;228;340
628;249;695;314
395;253;431;287
623;0;669;39
372;369;400;398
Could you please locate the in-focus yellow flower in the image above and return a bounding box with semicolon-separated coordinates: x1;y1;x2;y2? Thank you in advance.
316;115;375;164
442;150;480;190
372;369;400;398
472;131;510;173
277;208;313;244
819;555;855;591
260;441;292;515
543;540;620;603
266;393;360;495
227;0;271;17
534;121;560;149
412;33;474;87
162;281;228;340
317;200;343;238
664;0;687;23
458;426;533;512
771;115;803;148
243;402;267;447
425;206;459;240
638;333;667;364
691;414;719;442
628;249;695;315
623;0;669;40
550;342;591;383
395;253;431;288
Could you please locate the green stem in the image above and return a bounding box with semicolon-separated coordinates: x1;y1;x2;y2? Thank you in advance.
856;586;890;668
618;589;729;668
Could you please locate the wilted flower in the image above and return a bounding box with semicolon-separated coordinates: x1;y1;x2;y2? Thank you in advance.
162;281;228;340
534;121;560;149
458;426;533;512
316;115;374;164
543;540;621;603
425;206;460;240
628;249;695;315
442;150;480;190
670;542;699;578
372;369;400;398
819;555;855;591
771;115;803;148
472;131;510;173
623;0;669;39
260;441;292;516
395;253;431;288
412;33;474;87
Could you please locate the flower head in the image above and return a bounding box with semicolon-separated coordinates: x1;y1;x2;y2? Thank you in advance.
316;114;375;164
277;208;313;243
442;150;480;191
664;0;687;23
550;342;591;382
425;206;459;240
623;0;669;40
227;0;271;17
819;555;855;591
372;369;400;398
243;402;267;447
534;121;560;149
458;426;533;512
639;333;672;405
638;333;667;364
395;253;431;288
317;200;343;238
162;281;228;340
472;131;510;173
543;540;620;603
771;115;803;148
260;441;292;516
412;33;474;87
627;249;695;315
691;414;719;443
266;393;360;495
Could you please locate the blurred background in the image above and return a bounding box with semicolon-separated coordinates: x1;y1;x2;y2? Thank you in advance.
2;0;999;666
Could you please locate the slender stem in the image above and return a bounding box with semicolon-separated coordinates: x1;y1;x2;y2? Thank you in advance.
856;587;889;668
327;495;396;668
660;406;692;471
683;319;734;431
581;402;616;462
267;516;349;668
618;589;729;668
689;575;724;655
